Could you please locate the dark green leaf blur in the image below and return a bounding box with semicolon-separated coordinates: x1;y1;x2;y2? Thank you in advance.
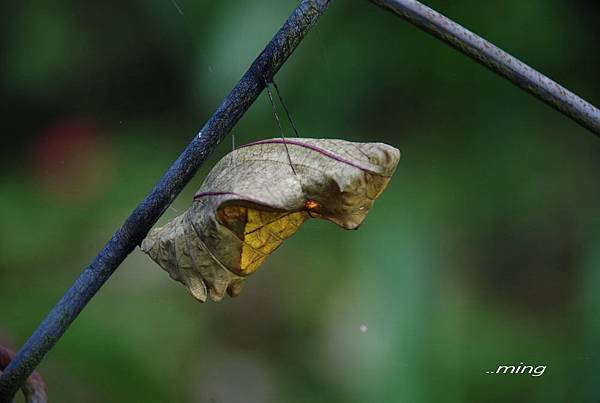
1;0;599;402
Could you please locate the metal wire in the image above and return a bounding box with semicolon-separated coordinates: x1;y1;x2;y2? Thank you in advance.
371;0;600;137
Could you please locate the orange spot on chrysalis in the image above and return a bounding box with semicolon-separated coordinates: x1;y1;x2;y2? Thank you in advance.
305;200;320;212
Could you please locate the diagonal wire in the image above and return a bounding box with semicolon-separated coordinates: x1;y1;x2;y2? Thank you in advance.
370;0;600;137
0;1;332;400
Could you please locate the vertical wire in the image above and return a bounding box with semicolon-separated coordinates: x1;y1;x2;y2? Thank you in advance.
229;129;237;168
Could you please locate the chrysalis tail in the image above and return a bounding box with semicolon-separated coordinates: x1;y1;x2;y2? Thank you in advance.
271;79;300;138
265;78;297;176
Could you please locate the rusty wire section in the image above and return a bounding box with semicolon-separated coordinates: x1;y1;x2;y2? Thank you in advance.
371;0;600;136
0;346;47;403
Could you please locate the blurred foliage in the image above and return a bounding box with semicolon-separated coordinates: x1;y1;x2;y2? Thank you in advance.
1;0;599;402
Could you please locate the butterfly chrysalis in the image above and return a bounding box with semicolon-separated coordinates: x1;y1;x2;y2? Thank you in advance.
141;138;399;302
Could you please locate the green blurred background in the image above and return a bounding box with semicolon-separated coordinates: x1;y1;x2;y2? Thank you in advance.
1;0;599;401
